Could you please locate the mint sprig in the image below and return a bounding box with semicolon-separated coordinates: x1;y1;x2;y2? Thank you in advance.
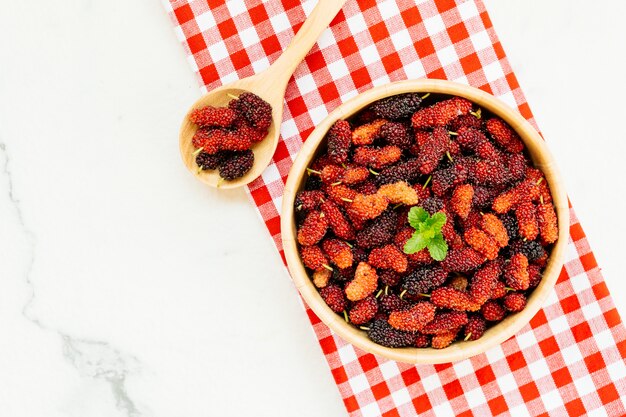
403;207;448;261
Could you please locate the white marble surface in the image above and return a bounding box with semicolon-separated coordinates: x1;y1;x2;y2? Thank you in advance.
0;1;624;416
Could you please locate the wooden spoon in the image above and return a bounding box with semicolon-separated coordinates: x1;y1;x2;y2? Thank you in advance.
179;0;347;189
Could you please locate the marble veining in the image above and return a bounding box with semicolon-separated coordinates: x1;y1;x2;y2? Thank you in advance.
1;142;143;417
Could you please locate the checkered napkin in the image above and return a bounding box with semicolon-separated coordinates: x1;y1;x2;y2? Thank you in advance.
163;0;626;415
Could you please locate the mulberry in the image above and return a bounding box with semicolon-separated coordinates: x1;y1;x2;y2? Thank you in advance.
370;93;423;120
326;120;352;164
228;92;272;131
351;119;386;145
321;200;355;240
349;193;389;220
505;253;529;290
367;319;416;348
219;150;254;180
485;118;524;153
388;301;436;332
401;266;448;296
368;245;408;273
481;300;506;321
349;296;378;324
379;294;410;314
345;262;378;301
190;106;237;128
431;287;481;311
537;203;558;244
416;127;449;174
441;247;485;272
411;97;473;129
295;190;325;211
469;261;502;304
375;159;422;186
422;311;468;335
464;315;486;341
515;201;539;240
320;285;347;312
196;151;222;170
377;181;419;205
300;245;329;270
481;213;509;248
297;210;328;246
431;163;468;196
464;227;499;260
353;145;403;169
503;292;526;312
450;184;474;219
432;330;459;349
312;269;332;288
355;209;397;249
379;122;412;149
322;238;353;269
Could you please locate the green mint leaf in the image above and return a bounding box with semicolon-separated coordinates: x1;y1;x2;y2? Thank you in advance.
408;207;429;230
427;234;448;261
403;231;429;254
429;212;447;231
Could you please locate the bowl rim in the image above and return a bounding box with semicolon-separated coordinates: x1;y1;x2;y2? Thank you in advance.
281;79;569;364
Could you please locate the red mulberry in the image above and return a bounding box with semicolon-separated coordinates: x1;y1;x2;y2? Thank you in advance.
515;201;539;240
431;287;481;311
353;145;402;169
321;200;355;240
486;118;524;153
411;97;473;129
352;119;386;145
368;245;408;273
481;300;506;321
464;315;486;341
450;184;474;219
470;261;502;304
349;296;378;324
537;203;558;244
422;311;468;335
505;253;529;290
345;262;378;301
388;301;436;332
190;106;237;128
503;292;527;312
416;127;449;174
322;238;353;269
379;122;412;149
297;210;328;246
300;245;329;270
320;285;347;313
442;247;485;272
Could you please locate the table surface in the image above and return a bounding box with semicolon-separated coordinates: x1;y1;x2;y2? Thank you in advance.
1;1;624;416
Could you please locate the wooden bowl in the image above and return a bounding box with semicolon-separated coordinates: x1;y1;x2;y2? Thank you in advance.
281;79;569;364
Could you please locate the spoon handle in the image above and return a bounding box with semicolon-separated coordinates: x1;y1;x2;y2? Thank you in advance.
263;0;348;89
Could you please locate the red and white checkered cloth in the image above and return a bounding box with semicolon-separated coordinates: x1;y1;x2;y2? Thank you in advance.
163;0;626;415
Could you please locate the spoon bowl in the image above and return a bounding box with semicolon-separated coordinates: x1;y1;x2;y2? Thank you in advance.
179;80;283;189
179;0;347;189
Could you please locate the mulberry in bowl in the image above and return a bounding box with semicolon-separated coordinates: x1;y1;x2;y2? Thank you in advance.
281;79;568;364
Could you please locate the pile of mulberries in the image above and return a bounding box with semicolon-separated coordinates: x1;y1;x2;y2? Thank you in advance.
189;92;272;181
295;93;559;349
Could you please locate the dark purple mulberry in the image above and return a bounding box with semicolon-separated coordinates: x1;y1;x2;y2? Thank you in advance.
375;159;421;186
228;92;272;131
379;122;412;149
379;294;410;314
219;150;254;180
401;266;448;297
326;120;352;164
369;93;422;120
431;163;468;196
367;319;416;348
355;209;398;249
420;197;444;215
196;151;223;170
